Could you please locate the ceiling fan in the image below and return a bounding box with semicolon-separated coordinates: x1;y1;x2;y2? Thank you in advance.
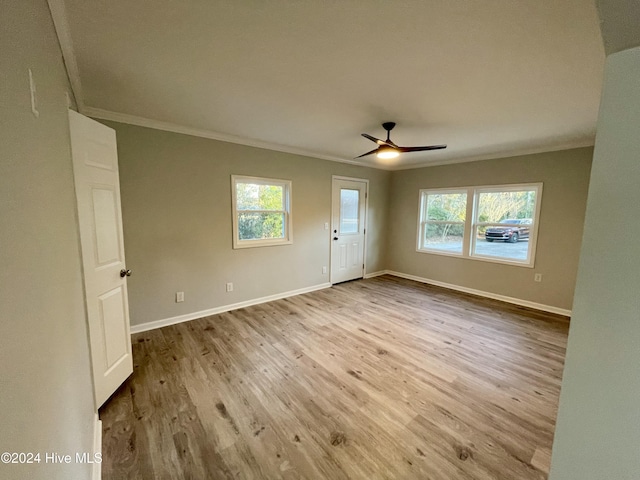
356;122;446;159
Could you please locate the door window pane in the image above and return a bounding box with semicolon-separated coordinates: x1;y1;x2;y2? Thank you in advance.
340;189;359;234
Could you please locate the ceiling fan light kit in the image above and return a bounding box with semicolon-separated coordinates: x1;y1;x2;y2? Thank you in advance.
376;145;400;159
357;122;446;160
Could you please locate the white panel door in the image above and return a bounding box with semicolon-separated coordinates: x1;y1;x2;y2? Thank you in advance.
68;110;133;408
330;177;368;284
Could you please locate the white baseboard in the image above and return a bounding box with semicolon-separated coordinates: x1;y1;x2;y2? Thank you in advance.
130;282;332;334
131;272;569;335
364;270;387;279
93;413;102;480
382;270;572;317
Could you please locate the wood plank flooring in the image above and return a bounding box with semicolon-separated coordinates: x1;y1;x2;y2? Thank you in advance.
100;275;569;479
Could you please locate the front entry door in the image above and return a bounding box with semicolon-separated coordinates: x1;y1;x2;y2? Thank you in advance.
68;110;133;407
330;177;368;284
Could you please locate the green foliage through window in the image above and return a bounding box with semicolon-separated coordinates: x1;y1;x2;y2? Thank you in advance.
417;183;542;266
236;183;284;211
477;190;536;223
423;192;467;245
238;212;284;240
426;193;466;222
233;177;291;246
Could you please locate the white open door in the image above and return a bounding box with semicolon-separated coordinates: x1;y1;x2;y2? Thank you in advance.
68;110;133;408
330;176;368;284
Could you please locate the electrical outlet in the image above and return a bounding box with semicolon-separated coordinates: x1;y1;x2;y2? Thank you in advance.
226;282;233;292
534;273;542;282
322;266;327;274
176;291;184;302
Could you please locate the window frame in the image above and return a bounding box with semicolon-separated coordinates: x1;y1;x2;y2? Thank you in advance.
417;183;543;267
416;188;469;258
231;175;292;249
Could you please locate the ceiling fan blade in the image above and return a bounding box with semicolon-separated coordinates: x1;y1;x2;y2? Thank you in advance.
354;147;380;159
361;133;391;146
398;145;447;153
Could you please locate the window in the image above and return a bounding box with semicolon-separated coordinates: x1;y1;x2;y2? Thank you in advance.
340;189;360;234
417;190;467;255
472;186;539;263
418;183;542;267
231;175;292;248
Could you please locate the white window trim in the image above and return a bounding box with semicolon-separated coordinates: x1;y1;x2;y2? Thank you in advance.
231;175;292;249
416;188;469;258
417;183;543;268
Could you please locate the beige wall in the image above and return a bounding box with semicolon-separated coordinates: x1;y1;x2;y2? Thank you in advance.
105;122;390;327
0;2;96;480
111;120;592;325
596;0;640;55
550;47;640;480
387;148;593;311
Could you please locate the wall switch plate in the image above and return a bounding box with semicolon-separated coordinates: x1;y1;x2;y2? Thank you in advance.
176;291;185;302
324;222;329;230
322;266;327;274
226;282;233;292
534;273;543;282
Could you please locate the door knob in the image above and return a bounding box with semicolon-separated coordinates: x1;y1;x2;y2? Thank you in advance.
120;269;132;278
333;237;338;240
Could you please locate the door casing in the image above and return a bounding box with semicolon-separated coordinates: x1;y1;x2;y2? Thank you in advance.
330;176;369;284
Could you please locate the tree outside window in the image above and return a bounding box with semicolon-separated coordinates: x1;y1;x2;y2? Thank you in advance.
232;176;292;248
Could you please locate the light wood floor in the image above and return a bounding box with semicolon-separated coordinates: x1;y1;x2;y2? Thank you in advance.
100;275;569;479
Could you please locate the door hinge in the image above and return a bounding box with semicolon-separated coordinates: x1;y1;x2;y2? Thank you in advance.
364;228;366;235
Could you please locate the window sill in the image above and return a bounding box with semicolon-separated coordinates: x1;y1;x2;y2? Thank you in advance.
233;239;292;249
416;248;535;268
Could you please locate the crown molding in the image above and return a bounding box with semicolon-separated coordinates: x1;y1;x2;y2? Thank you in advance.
392;139;596;171
47;0;85;112
83;107;392;169
85;106;595;171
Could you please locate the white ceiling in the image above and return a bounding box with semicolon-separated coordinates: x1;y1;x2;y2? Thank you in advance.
59;0;605;170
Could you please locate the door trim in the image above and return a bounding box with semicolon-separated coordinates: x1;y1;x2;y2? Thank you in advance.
330;176;369;284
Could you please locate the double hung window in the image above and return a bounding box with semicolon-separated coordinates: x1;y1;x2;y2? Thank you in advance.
232;175;292;249
418;183;542;266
